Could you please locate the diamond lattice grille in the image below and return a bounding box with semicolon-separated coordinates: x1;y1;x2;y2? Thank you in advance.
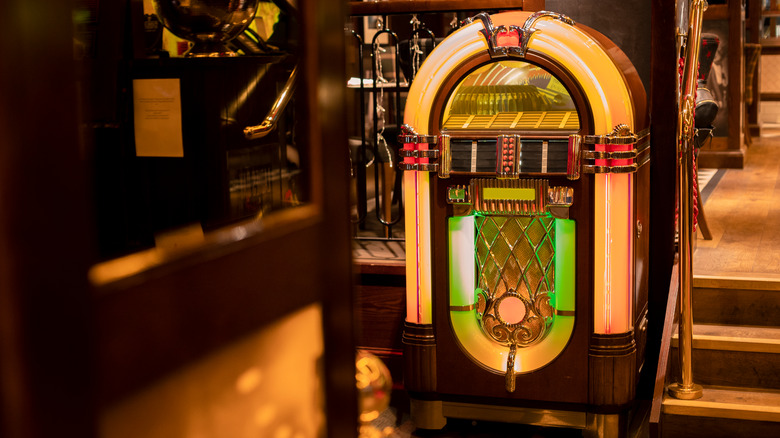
475;215;556;347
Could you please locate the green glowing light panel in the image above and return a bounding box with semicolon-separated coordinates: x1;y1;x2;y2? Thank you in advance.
448;214;575;374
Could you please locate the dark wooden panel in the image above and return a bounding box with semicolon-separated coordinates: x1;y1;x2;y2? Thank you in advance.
354;260;405;276
354;274;406;351
703;4;729;20
670;348;780;389
662;414;780;438
349;0;544;15
761;92;780;101
693;287;780;326
588;332;638;409
94;220;331;404
697;149;746;168
0;0;95;436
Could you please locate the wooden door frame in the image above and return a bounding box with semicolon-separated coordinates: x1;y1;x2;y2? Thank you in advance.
0;0;356;437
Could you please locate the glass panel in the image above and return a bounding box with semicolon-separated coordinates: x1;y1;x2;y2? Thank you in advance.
81;1;307;262
442;61;578;131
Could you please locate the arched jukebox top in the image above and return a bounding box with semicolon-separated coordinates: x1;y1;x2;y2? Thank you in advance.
400;11;650;382
402;10;648;145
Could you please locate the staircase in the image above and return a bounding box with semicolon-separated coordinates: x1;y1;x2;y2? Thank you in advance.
655;274;780;437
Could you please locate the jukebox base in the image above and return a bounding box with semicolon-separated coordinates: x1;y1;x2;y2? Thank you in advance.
410;398;641;438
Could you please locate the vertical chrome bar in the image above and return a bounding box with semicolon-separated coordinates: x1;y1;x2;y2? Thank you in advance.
439;134;451;178
567;134;582;180
669;0;705;401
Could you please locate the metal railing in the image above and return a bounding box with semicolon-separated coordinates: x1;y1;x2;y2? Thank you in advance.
668;0;707;401
347;15;437;242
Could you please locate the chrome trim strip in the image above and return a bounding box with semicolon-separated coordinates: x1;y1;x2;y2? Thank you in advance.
439;134;451;178
578;125;651;174
583;124;640;145
398;134;439;144
399;149;440;158
582;134;637;145
450;304;477;311
582;149;638;160
567;134;582;180
522;11;576;30
398;123;439;145
582;164;638;174
399;162;439;172
471;140;478;173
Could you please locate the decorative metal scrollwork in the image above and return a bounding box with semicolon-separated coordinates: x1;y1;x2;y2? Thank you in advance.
522;11;576;30
398;124;440;173
474;214;556;391
473;12;537;59
578;124;651;174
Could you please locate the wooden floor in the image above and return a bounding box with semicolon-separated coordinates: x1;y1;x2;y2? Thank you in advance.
694;127;780;278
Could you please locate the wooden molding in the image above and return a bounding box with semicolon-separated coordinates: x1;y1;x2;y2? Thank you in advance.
349;0;543;16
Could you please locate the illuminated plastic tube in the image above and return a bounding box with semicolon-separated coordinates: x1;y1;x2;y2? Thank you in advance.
404;147;433;324
448;216;576;373
593;145;634;334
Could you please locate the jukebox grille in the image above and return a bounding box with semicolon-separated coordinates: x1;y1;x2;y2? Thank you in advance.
442;111;578;130
475;215;555;346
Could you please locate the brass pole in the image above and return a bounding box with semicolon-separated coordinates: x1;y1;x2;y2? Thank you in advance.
669;0;706;400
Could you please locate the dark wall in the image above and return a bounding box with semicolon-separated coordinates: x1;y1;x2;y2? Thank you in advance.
547;0;653;93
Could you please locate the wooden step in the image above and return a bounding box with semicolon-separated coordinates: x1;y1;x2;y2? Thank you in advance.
692;274;780;326
670;324;780;389
661;386;780;437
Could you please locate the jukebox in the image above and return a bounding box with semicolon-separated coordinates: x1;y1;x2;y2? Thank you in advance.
399;11;650;436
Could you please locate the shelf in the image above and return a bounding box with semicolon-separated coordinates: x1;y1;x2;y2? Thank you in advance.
761;92;780;101
704;4;729;20
347;77;410;91
759;37;780;49
348;0;543;16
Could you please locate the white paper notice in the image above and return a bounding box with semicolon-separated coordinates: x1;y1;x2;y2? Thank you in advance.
133;78;184;157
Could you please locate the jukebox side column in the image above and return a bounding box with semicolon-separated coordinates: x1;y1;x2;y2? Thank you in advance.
398;126;440;397
580;126;650;411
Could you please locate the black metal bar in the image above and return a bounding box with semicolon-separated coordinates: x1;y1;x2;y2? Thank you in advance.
371;21;403;236
350;30;368;227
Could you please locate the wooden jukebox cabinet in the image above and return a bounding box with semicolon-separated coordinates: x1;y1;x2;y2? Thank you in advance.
399;11;650;437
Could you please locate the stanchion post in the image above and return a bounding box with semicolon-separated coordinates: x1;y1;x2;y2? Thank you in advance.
668;0;706;401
